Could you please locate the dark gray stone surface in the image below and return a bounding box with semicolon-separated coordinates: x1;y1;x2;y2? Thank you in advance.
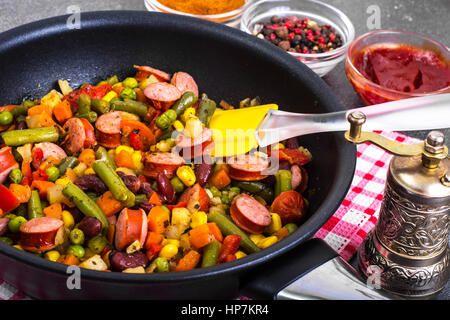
0;0;448;300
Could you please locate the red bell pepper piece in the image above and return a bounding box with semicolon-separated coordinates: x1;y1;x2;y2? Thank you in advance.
275;148;309;166
32;169;49;182
0;184;20;213
166;201;188;211
31;147;44;168
91;83;113;100
129;131;144;151
146;243;163;261
217;234;241;264
21;160;32;186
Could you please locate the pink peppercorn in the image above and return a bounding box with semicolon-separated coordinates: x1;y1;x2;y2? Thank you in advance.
270;33;276;40
329;33;336;41
293;28;302;34
303;47;309;54
306;35;314;42
290;16;298;23
318;37;325;44
315;30;321;36
288;33;295;40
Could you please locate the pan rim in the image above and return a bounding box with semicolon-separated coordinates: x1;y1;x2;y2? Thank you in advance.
0;10;356;286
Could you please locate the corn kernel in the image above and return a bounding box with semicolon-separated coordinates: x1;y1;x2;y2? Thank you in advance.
250;234;266;245
161;239;180;247
257;236;278;249
84;167;95;175
55;177;72;187
176;165;196;187
61;210;75;229
150;145;157;152
132;152;143;172
139;75;159;91
40;90;62;110
180;233;191;252
13;245;23;251
73;162;88;177
45;250;61;262
115;145;135;155
181;107;196;123
190;211;207;229
235;251;247;259
156;140;171;152
159;244;178;259
265;213;282;234
172;120;184;131
184;118;203;139
112;82;123;89
171;208;191;226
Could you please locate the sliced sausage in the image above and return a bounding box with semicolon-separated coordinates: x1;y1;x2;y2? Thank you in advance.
115;208;148;251
134;65;171;82
270;190;306;224
230;194;271;234
171;72;199;97
143;152;184;179
95;111;138;148
62;118;86;155
144;82;182;110
19;217;64;252
33;143;67;162
79;118;96;148
0;146;19;184
175;127;214;159
0;218;10;236
228;154;270;181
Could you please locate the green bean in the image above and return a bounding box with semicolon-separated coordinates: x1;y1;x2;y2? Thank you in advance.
92;161;135;207
11;100;34;118
134;194;148;205
0;237;13;245
78;94;91;115
197;97;216;128
155;109;177;130
76;111;98;123
171;91;198;116
106;75;119;85
95;147;116;170
9;168;23;184
28;190;44;219
234;181;266;194
201;240;220;268
91;99;110;114
257;187;274;203
207;212;260;254
62;182;109;230
1;127;59;146
87;235;108;254
69;228;85;245
275;170;292;197
110;99;148;118
58;156;79;175
221;192;230;205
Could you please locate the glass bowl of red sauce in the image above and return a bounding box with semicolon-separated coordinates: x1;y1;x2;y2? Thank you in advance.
345;30;450;105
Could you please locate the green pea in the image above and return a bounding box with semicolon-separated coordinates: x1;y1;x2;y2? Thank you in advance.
285;223;298;234
9;168;23;184
8;216;27;233
87;235;108;254
209;186;222;198
0;111;13;126
69;228;85;245
154;257;169;273
120;87;136;100
221;192;230;205
170;177;185;193
67;245;85;259
122;77;138;89
0;237;13;245
45;166;60;182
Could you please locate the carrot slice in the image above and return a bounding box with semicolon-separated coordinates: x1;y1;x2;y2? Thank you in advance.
207;222;223;243
53;100;73;124
9;184;31;203
189;224;215;249
43;202;63;219
30;180;56;198
96;191;125;217
176;250;201;271
209;168;231;190
147;206;170;234
143;231;164;250
114;150;135;169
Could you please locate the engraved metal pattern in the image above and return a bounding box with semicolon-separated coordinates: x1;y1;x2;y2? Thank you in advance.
358;231;450;297
376;180;450;257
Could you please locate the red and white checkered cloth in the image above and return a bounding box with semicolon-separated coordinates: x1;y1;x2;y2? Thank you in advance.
0;131;420;300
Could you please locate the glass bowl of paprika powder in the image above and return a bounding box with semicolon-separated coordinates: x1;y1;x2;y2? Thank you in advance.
145;0;252;28
240;0;355;77
345;30;450;105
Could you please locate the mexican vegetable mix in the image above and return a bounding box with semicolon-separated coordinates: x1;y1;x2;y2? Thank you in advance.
0;65;312;273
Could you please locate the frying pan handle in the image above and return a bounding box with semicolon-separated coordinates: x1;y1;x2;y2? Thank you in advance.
239;238;399;300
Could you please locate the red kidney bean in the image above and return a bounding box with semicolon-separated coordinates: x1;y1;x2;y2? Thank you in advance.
117;171;141;193
78;216;102;238
139;182;154;195
110;250;148;271
67;207;84;223
139;201;155;213
16;121;27;130
75;174;108;194
195;163;212;186
156;172;176;203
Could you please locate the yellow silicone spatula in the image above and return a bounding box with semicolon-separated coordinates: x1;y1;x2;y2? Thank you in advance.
209;104;278;157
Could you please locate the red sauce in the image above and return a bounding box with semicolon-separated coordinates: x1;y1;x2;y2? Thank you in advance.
353;46;449;93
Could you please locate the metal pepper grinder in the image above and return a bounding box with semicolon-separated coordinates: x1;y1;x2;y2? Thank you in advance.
345;111;450;298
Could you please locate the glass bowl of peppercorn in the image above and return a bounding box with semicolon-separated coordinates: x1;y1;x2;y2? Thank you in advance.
240;0;355;77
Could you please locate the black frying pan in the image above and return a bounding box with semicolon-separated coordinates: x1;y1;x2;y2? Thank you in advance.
0;11;356;299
